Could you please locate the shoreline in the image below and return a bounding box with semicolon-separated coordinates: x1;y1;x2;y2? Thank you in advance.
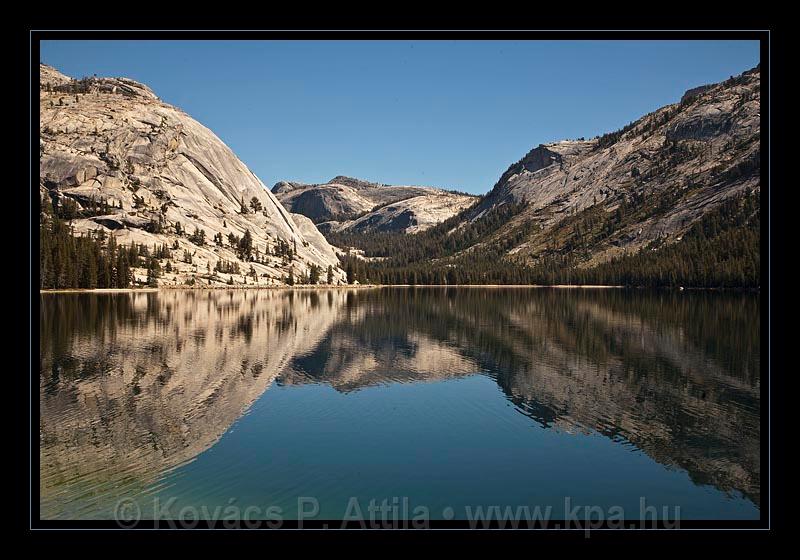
38;284;758;293
39;288;161;294
38;284;624;293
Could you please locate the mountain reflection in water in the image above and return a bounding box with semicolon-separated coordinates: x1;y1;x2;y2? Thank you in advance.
39;288;760;519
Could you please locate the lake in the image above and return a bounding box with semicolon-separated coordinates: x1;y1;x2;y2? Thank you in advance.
39;288;761;524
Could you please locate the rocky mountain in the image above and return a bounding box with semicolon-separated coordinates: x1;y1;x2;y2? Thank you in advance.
272;176;477;234
339;64;760;287
469;64;760;267
39;64;345;287
39;62;760;289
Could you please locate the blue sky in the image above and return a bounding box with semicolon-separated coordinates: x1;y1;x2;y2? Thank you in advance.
39;40;759;194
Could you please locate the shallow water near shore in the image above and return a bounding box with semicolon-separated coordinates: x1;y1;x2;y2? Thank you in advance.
39;287;760;521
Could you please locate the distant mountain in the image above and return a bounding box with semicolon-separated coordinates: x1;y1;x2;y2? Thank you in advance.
39;64;345;288
271;176;477;234
337;65;761;287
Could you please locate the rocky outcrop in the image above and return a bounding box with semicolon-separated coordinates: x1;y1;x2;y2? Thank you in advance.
272;176;477;234
322;192;478;234
281;184;374;223
40;64;72;88
39;64;345;286
680;84;714;105
271;180;309;195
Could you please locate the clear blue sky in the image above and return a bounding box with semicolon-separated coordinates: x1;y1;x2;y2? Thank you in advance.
39;40;759;194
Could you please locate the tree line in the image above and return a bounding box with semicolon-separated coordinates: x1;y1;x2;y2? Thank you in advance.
332;190;760;288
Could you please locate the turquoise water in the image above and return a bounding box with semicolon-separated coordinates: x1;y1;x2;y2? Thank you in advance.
39;288;760;522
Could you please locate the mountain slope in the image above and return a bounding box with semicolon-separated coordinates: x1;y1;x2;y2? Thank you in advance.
39;64;345;287
468;64;760;267
272;176;477;234
338;65;760;287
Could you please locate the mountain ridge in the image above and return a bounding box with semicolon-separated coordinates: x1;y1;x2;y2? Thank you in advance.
333;64;760;287
38;62;760;288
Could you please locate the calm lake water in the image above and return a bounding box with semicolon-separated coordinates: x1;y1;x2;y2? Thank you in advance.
39;288;760;522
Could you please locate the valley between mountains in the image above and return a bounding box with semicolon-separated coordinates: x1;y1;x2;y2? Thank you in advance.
39;63;760;289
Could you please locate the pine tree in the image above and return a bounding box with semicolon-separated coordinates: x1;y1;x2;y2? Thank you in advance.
309;264;320;284
189;227;206;246
238;229;253;259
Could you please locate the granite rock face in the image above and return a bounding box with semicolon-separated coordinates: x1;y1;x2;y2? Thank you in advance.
464;64;761;267
39;64;345;286
272;176;477;234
